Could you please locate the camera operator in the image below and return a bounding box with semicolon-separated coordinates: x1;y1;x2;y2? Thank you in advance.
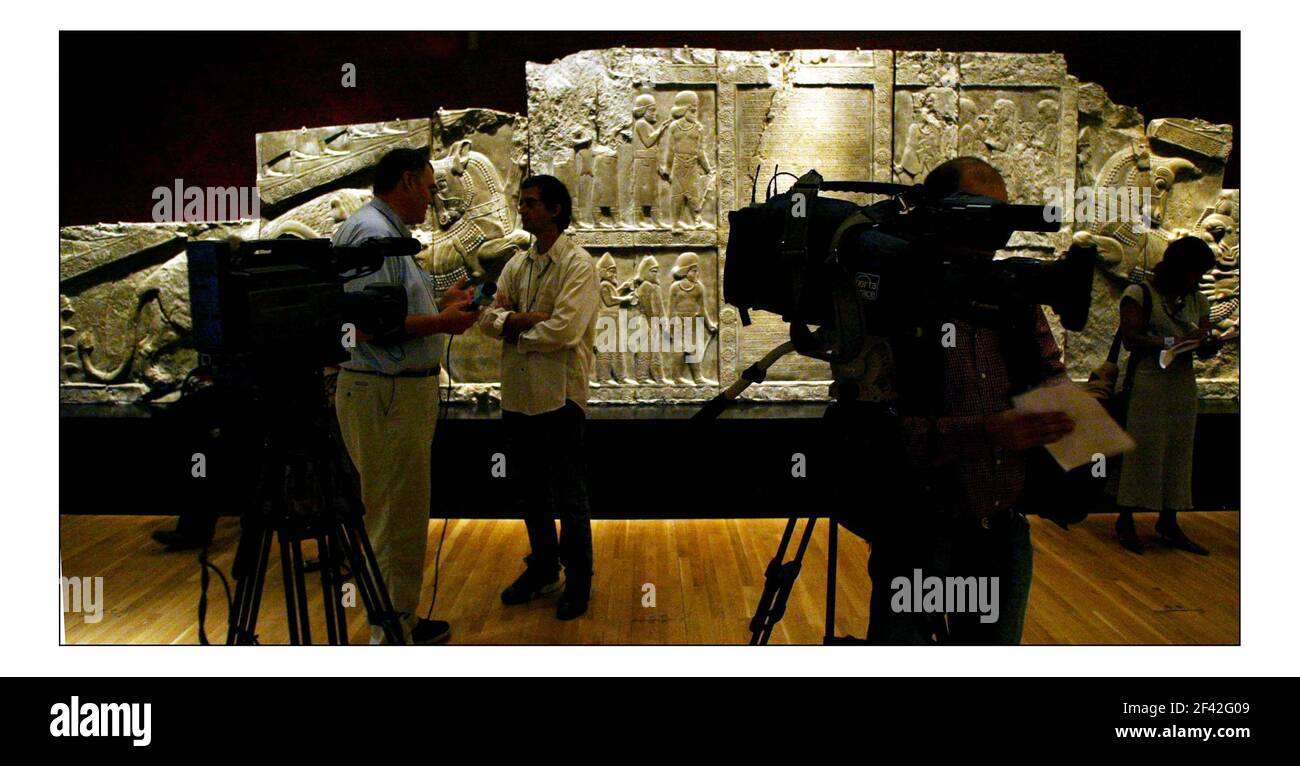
868;156;1074;645
332;147;479;645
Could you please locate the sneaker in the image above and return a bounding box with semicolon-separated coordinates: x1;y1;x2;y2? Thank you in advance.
501;566;561;605
556;579;590;621
410;618;451;645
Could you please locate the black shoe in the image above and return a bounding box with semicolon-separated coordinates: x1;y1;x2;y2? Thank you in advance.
1155;521;1210;556
1115;517;1144;554
556;579;590;621
410;618;451;645
151;530;208;552
501;566;561;605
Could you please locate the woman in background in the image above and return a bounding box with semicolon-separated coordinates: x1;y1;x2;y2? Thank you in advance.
1115;236;1223;555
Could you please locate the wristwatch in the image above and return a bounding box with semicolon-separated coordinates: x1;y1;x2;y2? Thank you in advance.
1163;336;1176;349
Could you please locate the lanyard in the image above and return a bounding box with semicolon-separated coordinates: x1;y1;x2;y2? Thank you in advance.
525;256;553;312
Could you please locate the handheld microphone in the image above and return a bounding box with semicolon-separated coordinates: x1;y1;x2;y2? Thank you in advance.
464;281;497;310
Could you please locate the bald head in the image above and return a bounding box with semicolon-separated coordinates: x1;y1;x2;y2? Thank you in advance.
923;156;1009;203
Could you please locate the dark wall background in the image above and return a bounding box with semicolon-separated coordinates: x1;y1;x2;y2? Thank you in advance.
60;30;1239;226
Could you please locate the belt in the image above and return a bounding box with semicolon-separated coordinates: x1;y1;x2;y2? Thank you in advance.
341;365;440;379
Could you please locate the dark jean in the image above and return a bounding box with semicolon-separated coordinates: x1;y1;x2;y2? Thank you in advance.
865;510;1034;645
502;400;594;581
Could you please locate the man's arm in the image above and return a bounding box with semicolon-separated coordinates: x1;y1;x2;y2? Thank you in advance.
403;303;479;337
517;257;598;353
478;254;533;338
899;410;1074;466
400;277;475;337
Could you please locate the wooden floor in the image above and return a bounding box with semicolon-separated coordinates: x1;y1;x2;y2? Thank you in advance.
59;512;1240;645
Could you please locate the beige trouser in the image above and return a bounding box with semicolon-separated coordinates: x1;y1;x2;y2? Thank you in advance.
334;369;438;642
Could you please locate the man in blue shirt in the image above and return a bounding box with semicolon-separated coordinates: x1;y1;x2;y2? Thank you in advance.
333;148;479;644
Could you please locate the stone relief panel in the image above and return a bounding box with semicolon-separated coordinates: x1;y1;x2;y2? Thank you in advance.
256;118;430;208
893;52;960;187
60;221;259;404
61;49;1239;409
528;48;731;403
1066;83;1239;402
958;54;1076;255
585;247;721;402
725;49;893;393
528;48;720;234
260;188;373;240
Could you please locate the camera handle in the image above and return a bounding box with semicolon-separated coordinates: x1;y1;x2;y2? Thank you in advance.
691;340;798;421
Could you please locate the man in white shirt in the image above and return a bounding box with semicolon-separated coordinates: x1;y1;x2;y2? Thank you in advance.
480;175;600;620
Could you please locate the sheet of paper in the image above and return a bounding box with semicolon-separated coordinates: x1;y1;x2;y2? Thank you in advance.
1159;330;1240;369
1012;381;1135;471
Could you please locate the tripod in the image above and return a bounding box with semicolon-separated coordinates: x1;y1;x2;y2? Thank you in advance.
746;516;862;645
220;372;405;645
694;342;882;645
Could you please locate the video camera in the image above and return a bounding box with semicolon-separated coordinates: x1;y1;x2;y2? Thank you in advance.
186;236;418;389
724;170;1095;376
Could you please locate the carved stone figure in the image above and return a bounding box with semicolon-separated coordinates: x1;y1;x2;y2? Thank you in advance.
1196;197;1240;333
573;127;595;228
257;118;428;207
631;93;668;228
425;139;531;293
551;146;578;215
895;90;956;184
1031;98;1060;157
958;98;992;160
985;97;1020;154
593;252;638;385
262;188;372;239
631;256;668;383
59;221;258;401
1079;139;1201;280
68;254;193;391
591;141;620;228
668;252;717;385
660;91;712;230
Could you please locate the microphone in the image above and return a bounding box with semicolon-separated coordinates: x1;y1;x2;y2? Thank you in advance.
464;281;497;310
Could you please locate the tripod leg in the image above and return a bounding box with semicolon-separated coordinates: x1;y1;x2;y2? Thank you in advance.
287;538;309;645
825;518;838;644
749;517;798;645
229;522;274;645
226;529;259;645
338;519;405;645
316;530;343;645
749;518;818;645
760;518;818;645
279;532;302;645
333;523;378;641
